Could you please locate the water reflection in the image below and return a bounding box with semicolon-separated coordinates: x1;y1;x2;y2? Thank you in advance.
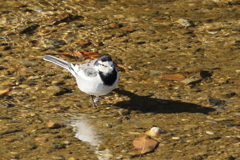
71;117;113;160
71;117;101;146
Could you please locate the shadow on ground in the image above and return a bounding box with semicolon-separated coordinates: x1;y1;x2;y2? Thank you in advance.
114;89;215;114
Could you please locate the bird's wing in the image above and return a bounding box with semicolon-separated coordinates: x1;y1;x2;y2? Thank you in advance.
76;59;98;78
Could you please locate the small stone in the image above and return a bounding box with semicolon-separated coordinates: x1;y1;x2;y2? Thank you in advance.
184;124;199;130
113;14;125;19
224;92;237;98
200;71;212;78
19;60;38;67
206;131;214;135
118;109;129;116
62;140;71;145
145;127;167;138
214;107;226;112
28;5;43;12
205;120;218;124
176;18;194;27
51;142;65;149
52;156;66;159
233;26;240;31
149;70;164;77
207;98;225;106
47;121;65;129
181;78;201;85
46;86;62;96
214;118;233;122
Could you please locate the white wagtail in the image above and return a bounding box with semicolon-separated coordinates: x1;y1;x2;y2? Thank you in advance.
43;55;119;108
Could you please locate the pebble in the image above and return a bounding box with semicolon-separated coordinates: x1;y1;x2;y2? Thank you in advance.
46;86;62;95
206;131;214;135
149;70;164;76
214;107;226;112
233;26;240;31
205;120;218;124
51;142;66;149
176;18;195;27
214;118;233;122
207;98;225;106
28;5;43;12
200;71;212;78
47;121;65;129
52;156;66;160
19;61;38;67
113;14;125;19
184;124;199;130
181;78;201;85
118;110;129;116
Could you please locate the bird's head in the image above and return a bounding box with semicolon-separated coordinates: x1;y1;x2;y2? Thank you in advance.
94;56;115;75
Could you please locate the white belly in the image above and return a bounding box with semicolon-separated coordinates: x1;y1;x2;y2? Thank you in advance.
75;74;118;96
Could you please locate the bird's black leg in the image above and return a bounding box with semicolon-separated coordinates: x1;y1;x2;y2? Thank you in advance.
90;95;99;109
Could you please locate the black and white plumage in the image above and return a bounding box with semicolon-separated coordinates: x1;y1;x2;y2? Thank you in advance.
43;55;119;108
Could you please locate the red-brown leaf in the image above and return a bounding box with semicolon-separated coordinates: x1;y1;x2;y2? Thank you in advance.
132;136;158;154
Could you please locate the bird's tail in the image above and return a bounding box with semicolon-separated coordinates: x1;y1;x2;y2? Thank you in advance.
43;55;76;76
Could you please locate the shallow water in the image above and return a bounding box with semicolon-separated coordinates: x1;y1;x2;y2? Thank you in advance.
1;0;240;159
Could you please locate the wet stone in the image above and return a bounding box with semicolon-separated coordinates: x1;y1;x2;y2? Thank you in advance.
207;98;225;106
19;61;38;67
200;71;212;79
149;70;164;77
176;18;195;27
46;86;62;96
47;121;66;129
224;92;237;98
51;142;66;149
0;102;15;108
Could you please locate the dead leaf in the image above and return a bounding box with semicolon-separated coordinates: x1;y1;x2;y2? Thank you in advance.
159;74;185;81
79;51;101;59
57;51;125;71
0;87;15;97
74;41;91;46
132;136;158;154
58;50;100;59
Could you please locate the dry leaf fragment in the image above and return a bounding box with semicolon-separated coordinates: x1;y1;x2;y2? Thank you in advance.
132;136;158;154
159;74;185;81
0;87;15;97
58;50;100;59
74;41;91;46
57;51;125;71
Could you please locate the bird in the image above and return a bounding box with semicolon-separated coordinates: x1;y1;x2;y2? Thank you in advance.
43;55;119;108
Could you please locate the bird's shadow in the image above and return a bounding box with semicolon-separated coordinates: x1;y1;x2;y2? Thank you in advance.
114;89;215;114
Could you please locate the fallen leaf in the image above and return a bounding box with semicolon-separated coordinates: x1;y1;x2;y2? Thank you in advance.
115;63;125;71
0;87;15;97
159;74;185;81
80;51;101;59
132;136;158;154
57;51;125;71
58;50;100;59
74;41;91;46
